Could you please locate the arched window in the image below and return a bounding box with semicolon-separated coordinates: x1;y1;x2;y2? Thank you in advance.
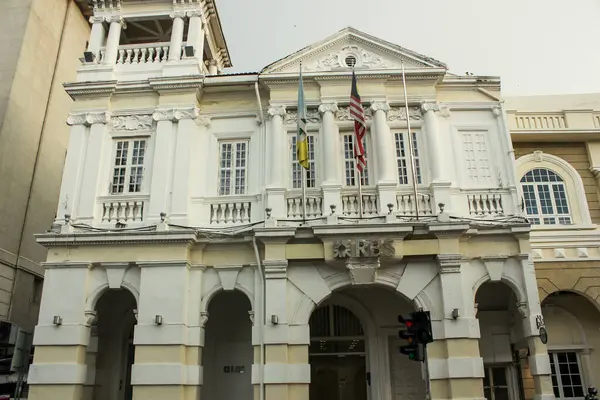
520;168;571;225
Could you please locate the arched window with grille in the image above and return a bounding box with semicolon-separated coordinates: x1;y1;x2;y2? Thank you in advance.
520;168;572;225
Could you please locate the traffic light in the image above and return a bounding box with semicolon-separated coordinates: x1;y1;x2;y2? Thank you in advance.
413;310;433;345
398;315;423;361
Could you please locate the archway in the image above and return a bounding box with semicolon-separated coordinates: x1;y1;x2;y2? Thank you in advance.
203;290;253;400
475;281;524;400
542;290;600;399
91;289;137;400
308;286;425;400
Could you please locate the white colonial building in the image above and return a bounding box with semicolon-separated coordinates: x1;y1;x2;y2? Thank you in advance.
27;1;556;400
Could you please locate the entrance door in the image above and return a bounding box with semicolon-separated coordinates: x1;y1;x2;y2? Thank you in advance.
309;304;368;400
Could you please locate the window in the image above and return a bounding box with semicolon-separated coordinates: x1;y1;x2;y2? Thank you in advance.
483;366;510;400
343;133;369;186
550;352;585;399
290;134;317;189
111;139;147;194
520;168;572;225
219;141;248;195
462;131;492;183
394;131;422;185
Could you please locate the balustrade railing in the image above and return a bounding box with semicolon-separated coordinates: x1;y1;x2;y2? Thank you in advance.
514;113;566;129
286;194;324;219
467;192;504;217
210;201;252;225
396;192;434;216
98;42;187;65
341;190;378;217
99;195;148;224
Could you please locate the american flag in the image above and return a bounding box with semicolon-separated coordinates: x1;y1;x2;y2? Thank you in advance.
350;70;367;172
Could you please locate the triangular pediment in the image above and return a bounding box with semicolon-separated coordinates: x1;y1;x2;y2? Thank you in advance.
261;27;447;74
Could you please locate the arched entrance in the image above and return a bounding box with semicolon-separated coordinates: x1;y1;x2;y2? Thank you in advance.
91;288;137;400
203;290;253;400
475;281;524;400
308;286;425;400
541;290;600;399
309;303;367;400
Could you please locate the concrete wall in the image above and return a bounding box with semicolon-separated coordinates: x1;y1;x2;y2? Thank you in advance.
0;0;88;329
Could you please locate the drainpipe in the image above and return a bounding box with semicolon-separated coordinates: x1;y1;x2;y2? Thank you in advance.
253;80;266;400
252;236;266;400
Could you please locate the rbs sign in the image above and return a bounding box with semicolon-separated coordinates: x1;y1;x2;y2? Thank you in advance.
333;239;395;259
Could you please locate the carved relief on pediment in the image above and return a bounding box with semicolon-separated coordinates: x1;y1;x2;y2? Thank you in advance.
304;45;389;72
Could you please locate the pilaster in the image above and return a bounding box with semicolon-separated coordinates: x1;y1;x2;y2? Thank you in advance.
76;111;111;224
87;16;106;61
186;10;205;63
103;16;124;66
265;105;287;219
319;102;339;186
168;11;187;62
371;101;397;214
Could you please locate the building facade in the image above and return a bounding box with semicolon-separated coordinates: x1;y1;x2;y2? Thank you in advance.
0;0;89;391
27;1;556;400
506;95;600;399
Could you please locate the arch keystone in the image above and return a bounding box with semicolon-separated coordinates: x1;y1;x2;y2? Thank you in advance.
215;265;242;291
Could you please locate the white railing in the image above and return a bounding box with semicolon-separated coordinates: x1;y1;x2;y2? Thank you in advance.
396;192;434;216
98;42;188;65
341;190;378;217
99;195;148;224
467;193;504;217
210;201;252;225
286;195;324;219
515;113;566;129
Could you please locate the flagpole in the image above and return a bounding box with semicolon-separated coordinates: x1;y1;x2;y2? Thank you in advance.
357;166;363;219
301;163;307;223
401;60;420;220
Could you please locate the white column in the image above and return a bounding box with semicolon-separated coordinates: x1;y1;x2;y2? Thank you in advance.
87;16;106;60
186;10;205;62
103;16;123;66
57;114;90;222
76;112;111;224
169;108;199;225
267;105;286;188
168;12;186;62
207;59;218;75
370;101;396;185
148;109;176;223
318;102;339;185
421;102;445;182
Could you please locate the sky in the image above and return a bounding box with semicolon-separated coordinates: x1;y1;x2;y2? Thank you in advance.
216;0;600;97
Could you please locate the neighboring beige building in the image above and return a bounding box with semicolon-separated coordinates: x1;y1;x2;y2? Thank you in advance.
0;0;89;334
506;95;600;399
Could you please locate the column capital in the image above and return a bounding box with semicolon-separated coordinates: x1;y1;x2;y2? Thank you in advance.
66;111;111;126
318;102;338;114
170;10;188;19
104;15;125;25
267;105;286;118
89;16;105;24
196;115;211;127
420;101;440;113
174;107;199;120
370;100;390;113
186;9;203;18
436;254;462;273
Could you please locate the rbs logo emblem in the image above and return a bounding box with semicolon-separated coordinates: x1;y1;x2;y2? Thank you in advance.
333;239;395;259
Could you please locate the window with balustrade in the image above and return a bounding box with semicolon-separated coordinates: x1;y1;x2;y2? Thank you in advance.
394;131;422;185
110;139;147;194
289;134;317;189
218;140;248;196
342;133;369;187
520;168;572;225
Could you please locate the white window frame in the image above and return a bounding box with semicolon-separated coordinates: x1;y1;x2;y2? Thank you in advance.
341;131;371;187
289;133;318;189
549;351;586;400
520;168;572;226
459;129;494;186
218;140;249;196
393;130;423;186
109;138;148;195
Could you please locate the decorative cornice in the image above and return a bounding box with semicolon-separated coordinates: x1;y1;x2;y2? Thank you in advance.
196;116;211;127
370;101;390;113
267;105;286;118
387;106;422;121
35;230;198;248
147;76;203;93
67;111;111;126
170;11;188;19
318;102;338;114
152;107;199;122
63;80;117;99
284;109;320;124
421;101;439;113
436;254;462;273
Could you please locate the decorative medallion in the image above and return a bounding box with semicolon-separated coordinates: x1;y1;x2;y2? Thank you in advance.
111;114;154;131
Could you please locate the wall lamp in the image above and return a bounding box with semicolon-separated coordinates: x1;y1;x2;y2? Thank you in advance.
53;316;63;326
83;51;96;63
451;308;460;320
155;315;163;325
183;45;195;58
271;315;279;325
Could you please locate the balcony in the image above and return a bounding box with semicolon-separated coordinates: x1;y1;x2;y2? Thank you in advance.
97;194;149;226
